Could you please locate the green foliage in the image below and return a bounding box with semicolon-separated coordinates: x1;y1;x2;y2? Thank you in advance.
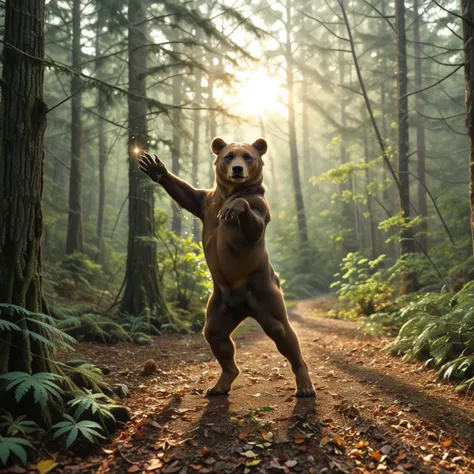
52;414;104;448
61;252;103;284
386;283;474;392
63;361;111;394
331;252;394;316
0;372;64;409
0;437;34;466
0;304;76;352
119;312;161;345
57;312;131;344
157;227;212;314
0;413;37;436
67;389;119;421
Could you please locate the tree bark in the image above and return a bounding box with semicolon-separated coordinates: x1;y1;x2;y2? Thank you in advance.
66;0;84;254
96;2;107;261
413;0;428;251
207;76;217;188
286;0;308;245
171;52;183;235
338;37;358;254
396;0;417;292
191;53;203;241
120;0;168;318
0;0;58;377
461;0;474;254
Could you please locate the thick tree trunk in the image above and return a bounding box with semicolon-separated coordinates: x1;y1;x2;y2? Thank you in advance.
413;0;428;251
66;0;84;254
120;0;168;317
396;0;417;292
286;0;308;245
96;3;107;261
0;0;57;377
191;59;203;241
461;0;474;254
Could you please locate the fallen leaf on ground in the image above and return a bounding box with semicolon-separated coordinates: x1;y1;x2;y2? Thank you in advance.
37;459;58;474
441;440;453;447
294;433;305;444
242;450;257;458
369;451;382;462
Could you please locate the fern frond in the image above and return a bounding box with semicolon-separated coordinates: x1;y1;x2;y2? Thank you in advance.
0;437;34;466
0;372;64;409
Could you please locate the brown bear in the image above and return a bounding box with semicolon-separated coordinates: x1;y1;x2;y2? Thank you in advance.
138;138;315;397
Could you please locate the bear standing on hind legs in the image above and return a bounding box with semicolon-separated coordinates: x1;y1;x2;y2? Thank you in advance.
137;137;315;397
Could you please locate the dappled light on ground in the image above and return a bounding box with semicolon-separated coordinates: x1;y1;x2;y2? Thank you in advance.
47;298;474;474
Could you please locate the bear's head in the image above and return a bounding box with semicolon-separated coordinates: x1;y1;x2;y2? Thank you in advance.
210;137;267;187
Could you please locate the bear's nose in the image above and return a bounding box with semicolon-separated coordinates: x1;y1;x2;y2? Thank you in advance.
232;164;244;175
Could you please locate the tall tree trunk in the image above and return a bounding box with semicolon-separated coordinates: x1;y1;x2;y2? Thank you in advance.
171;53;183;235
0;0;58;377
338;40;358;254
396;0;417;292
207;76;217;188
461;0;474;253
66;0;84;254
96;3;107;261
413;0;428;251
362;109;376;259
192;58;203;241
120;0;168;317
286;0;308;245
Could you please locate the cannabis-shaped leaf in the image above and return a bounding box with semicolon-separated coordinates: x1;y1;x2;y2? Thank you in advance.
0;437;34;466
0;372;64;409
52;414;104;448
67;389;118;420
0;413;37;436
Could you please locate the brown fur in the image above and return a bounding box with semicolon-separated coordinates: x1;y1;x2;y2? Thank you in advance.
137;138;314;397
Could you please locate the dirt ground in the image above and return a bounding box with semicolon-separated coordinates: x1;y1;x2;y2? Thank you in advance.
26;298;474;473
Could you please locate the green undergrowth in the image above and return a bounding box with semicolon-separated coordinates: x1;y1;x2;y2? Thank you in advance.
385;282;474;394
0;304;130;467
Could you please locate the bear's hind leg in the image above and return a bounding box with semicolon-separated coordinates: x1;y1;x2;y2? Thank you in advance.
256;292;315;398
203;299;243;396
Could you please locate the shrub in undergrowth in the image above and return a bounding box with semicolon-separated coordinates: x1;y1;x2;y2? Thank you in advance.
0;304;129;467
386;282;474;393
331;252;395;317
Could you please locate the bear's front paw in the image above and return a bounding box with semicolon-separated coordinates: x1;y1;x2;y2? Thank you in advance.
217;198;249;221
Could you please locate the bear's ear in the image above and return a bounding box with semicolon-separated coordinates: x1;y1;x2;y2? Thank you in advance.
211;137;227;155
252;138;268;156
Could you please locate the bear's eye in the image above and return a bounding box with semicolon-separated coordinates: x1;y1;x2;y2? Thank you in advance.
225;154;234;162
244;154;253;163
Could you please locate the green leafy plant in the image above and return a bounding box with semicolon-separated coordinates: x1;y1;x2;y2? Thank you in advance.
63;361;111;394
331;252;394;316
0;304;76;352
0;413;37;436
0;372;64;409
67;389;119;421
52;414;104;448
0;437;34;466
386;282;474;392
57;312;130;344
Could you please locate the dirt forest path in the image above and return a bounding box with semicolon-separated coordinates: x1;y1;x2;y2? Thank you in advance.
63;298;474;474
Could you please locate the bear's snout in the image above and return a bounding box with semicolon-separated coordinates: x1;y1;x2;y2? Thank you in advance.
232;164;244;176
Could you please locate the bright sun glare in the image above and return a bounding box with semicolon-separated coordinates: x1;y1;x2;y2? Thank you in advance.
231;72;286;118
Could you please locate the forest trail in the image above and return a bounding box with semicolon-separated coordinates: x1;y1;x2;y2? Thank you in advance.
62;298;474;474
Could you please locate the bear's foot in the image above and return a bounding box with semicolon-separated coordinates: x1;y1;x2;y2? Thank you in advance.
295;368;316;398
205;370;239;396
